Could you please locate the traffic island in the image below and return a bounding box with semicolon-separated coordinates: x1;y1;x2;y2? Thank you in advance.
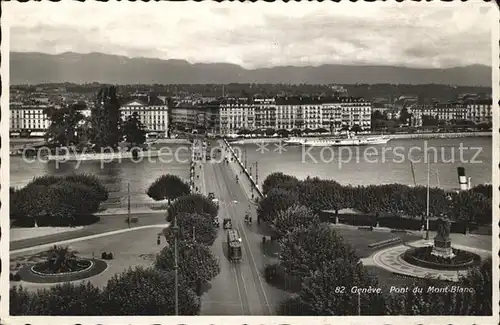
16;258;108;284
13;245;108;284
402;218;481;271
402;246;480;271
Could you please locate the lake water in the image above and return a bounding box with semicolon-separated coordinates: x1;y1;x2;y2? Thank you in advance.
232;137;493;190
10;138;492;208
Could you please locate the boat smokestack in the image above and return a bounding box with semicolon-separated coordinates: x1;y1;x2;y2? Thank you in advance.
457;167;467;191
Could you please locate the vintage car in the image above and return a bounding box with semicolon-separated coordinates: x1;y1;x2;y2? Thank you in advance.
223;218;232;230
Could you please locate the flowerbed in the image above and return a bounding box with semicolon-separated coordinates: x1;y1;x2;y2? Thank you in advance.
403;246;481;270
31;259;92;276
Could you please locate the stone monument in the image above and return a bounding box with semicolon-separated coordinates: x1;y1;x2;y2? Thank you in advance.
431;217;455;259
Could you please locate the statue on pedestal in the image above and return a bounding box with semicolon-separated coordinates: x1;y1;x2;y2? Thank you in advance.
432;217;455;259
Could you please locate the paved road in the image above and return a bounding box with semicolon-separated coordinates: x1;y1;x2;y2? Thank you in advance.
198;143;286;315
10;212;166;251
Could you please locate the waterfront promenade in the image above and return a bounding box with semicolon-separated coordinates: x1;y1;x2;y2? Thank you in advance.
228;131;492;144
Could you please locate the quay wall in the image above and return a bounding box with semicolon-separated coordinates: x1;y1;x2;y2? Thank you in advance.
227;131;492;144
46;150;170;162
383;131;491;140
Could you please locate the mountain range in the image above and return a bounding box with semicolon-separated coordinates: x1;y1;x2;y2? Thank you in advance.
10;52;492;86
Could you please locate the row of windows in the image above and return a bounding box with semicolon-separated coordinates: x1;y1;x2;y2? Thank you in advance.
121;106;168;110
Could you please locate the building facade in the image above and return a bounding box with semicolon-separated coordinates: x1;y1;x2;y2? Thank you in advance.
10;105;51;132
410;99;491;127
465;99;492;124
219;96;372;135
120;99;169;134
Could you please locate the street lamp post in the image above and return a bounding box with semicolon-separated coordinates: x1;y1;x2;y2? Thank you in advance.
172;215;179;315
255;161;259;189
426;152;430;240
244;146;247;169
357;291;361;316
127;183;131;228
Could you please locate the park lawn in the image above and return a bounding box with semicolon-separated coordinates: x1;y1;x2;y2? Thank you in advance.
10;227;85;242
10;227;166;292
334;228;421;258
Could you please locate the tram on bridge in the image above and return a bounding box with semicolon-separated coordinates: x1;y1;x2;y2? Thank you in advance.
227;229;242;262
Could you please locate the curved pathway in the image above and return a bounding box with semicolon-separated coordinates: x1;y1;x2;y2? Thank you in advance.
11;224;170;255
365;240;492;282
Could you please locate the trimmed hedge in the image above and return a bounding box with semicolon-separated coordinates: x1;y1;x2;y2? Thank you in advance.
10;174;108;227
320;211;477;233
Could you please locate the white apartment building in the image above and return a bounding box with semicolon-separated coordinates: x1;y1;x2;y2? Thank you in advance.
220;98;257;134
219;96;372;134
10;105;51;132
120;99;169;134
466;99;492;124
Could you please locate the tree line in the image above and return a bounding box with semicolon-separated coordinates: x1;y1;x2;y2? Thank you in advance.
258;174;492;315
259;172;492;232
10;174;109;227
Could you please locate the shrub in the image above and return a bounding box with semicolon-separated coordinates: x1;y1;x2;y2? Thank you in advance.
273;205;320;236
37;282;103;315
147;174;190;201
10;286;36;315
11;283;103;315
101;252;108;259
279;224;358;281
102;267;200;315
166;194;218;222
257;188;299;223
262;172;300;196
155;240;220;289
10;174;107;227
163;213;217;246
108;252;114;260
277;294;310;315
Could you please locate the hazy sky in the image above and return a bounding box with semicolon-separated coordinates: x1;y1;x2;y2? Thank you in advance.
4;1;495;69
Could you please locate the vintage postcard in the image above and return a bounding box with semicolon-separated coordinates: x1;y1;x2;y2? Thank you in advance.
1;1;498;324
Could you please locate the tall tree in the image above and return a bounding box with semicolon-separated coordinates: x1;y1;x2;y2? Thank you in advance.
91;86;121;150
399;107;411;124
166;193;218;223
163;213;217;246
296;260;386;315
147;174;190;202
279;224;358;280
262;172;300;196
122;112;146;146
451;190;491;226
257;188;299;223
155;240;220;290
273;205;319;237
44;103;84;147
102;267;200;315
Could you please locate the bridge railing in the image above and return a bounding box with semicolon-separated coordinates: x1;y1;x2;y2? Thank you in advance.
223;139;264;199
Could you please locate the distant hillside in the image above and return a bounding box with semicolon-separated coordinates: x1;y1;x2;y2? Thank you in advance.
10;52;492;86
